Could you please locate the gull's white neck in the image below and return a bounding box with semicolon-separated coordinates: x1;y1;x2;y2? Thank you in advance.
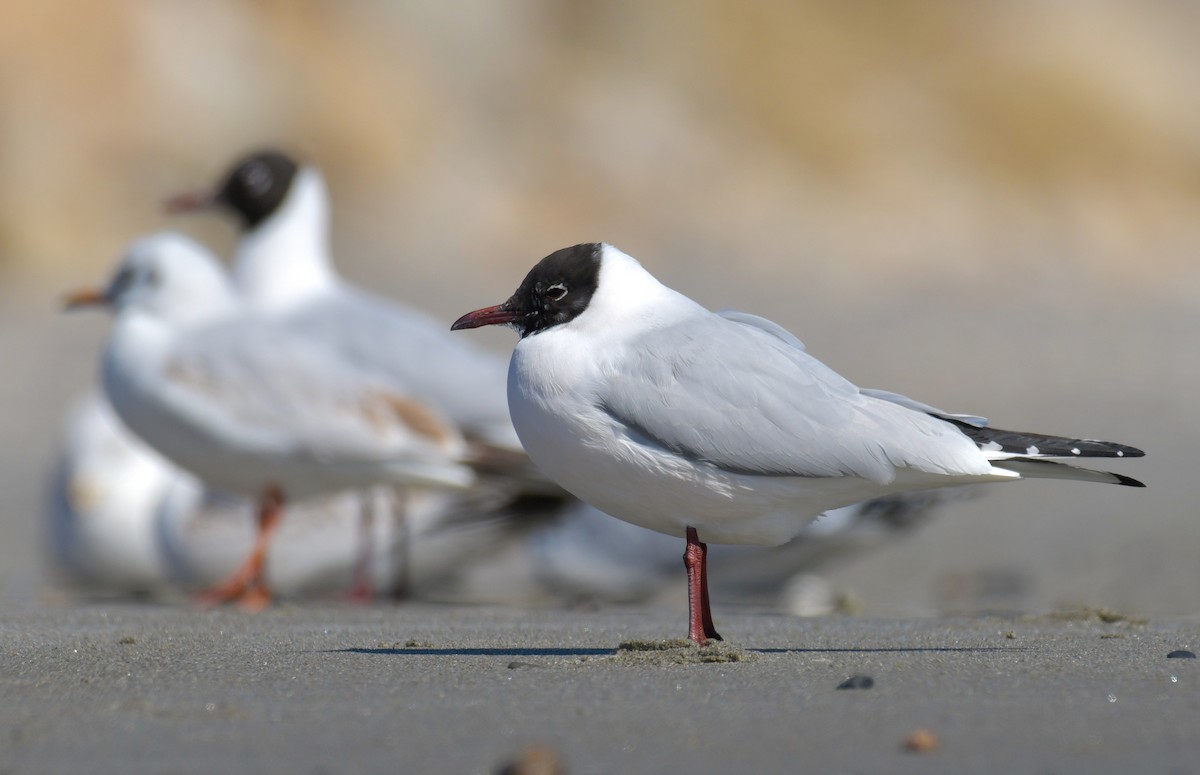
110;271;239;363
569;245;703;338
233;167;337;311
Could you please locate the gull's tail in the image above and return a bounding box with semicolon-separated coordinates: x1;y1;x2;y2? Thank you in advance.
947;420;1146;488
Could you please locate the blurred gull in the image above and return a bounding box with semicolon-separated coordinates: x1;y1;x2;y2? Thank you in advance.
65;232;474;609
46;392;184;595
452;243;1145;644
46;396;374;600
166;150;522;453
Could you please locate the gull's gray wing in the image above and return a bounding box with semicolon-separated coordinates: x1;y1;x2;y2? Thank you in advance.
715;313;991;427
858;388;989;428
155;317;465;473
715;309;806;351
598;313;988;484
714;313;990;428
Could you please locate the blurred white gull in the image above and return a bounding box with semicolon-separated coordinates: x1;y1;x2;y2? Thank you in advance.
65;232;474;609
166;150;522;454
46;395;376;600
46;392;183;595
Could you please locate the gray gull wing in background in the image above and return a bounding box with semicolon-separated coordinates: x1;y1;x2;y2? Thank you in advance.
146;316;470;487
284;282;519;451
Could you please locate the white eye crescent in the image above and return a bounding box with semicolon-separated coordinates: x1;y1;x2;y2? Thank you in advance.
545;283;567;301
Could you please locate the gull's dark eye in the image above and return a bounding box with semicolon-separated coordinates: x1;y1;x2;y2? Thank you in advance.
109;267;135;298
239;161;273;197
545;283;567;302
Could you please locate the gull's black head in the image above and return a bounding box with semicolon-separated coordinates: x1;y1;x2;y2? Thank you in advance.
214;151;299;229
451;243;603;338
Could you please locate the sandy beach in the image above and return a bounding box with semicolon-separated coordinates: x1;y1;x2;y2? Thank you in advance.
2;601;1196;774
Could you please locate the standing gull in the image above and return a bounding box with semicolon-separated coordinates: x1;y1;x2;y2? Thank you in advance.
66;233;473;609
452;243;1145;644
166;150;522;452
167;151;560;596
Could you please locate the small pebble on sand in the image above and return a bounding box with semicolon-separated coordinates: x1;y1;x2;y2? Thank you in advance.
903;729;939;753
836;675;874;690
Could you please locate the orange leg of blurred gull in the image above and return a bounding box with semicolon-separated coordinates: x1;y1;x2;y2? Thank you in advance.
390;495;413;601
684;527;722;645
347;495;375;603
346;490;414;604
196;485;284;611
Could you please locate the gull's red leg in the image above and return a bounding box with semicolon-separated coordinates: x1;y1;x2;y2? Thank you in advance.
196;485;284;611
684;526;723;645
348;494;375;603
697;534;722;642
389;489;412;601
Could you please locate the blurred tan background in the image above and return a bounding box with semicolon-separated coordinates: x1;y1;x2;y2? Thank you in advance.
2;0;1196;615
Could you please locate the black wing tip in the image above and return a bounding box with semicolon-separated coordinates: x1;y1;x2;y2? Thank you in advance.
1072;443;1145;459
1113;472;1147;488
1075;440;1145;459
951;420;1146;459
995;457;1145;488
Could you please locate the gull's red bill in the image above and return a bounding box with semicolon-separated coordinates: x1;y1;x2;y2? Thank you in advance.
450;304;519;331
163;187;216;214
62;287;108;310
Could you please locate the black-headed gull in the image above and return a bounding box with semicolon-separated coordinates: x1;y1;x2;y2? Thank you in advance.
166;149;522;453
66;232;474;609
452;243;1145;644
167;150;563;597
